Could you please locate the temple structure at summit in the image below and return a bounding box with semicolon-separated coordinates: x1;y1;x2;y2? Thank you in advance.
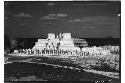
33;33;88;50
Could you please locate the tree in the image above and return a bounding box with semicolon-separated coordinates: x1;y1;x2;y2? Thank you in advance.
4;35;10;53
10;38;18;52
4;35;10;48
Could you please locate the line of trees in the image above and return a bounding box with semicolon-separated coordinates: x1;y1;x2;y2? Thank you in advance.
4;35;18;53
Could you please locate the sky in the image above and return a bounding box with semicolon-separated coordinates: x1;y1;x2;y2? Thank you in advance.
4;1;121;38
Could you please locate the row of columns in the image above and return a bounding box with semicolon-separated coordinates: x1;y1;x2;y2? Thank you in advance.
17;48;111;58
17;49;90;57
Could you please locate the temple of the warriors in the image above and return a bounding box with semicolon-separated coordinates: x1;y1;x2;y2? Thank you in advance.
33;33;88;50
13;33;112;58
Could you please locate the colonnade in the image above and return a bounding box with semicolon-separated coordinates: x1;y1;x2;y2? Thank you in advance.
15;47;111;58
17;49;81;56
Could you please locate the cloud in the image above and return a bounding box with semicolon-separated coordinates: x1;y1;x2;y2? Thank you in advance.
61;16;119;36
13;13;32;18
67;16;114;25
47;2;55;6
41;13;68;20
67;16;116;26
89;26;96;28
79;16;116;26
42;14;56;20
56;14;68;17
68;19;81;23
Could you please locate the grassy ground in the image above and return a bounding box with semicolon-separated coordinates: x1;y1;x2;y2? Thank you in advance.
4;55;120;82
4;62;120;81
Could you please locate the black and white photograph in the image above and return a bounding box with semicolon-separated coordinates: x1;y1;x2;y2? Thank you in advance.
4;0;121;82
